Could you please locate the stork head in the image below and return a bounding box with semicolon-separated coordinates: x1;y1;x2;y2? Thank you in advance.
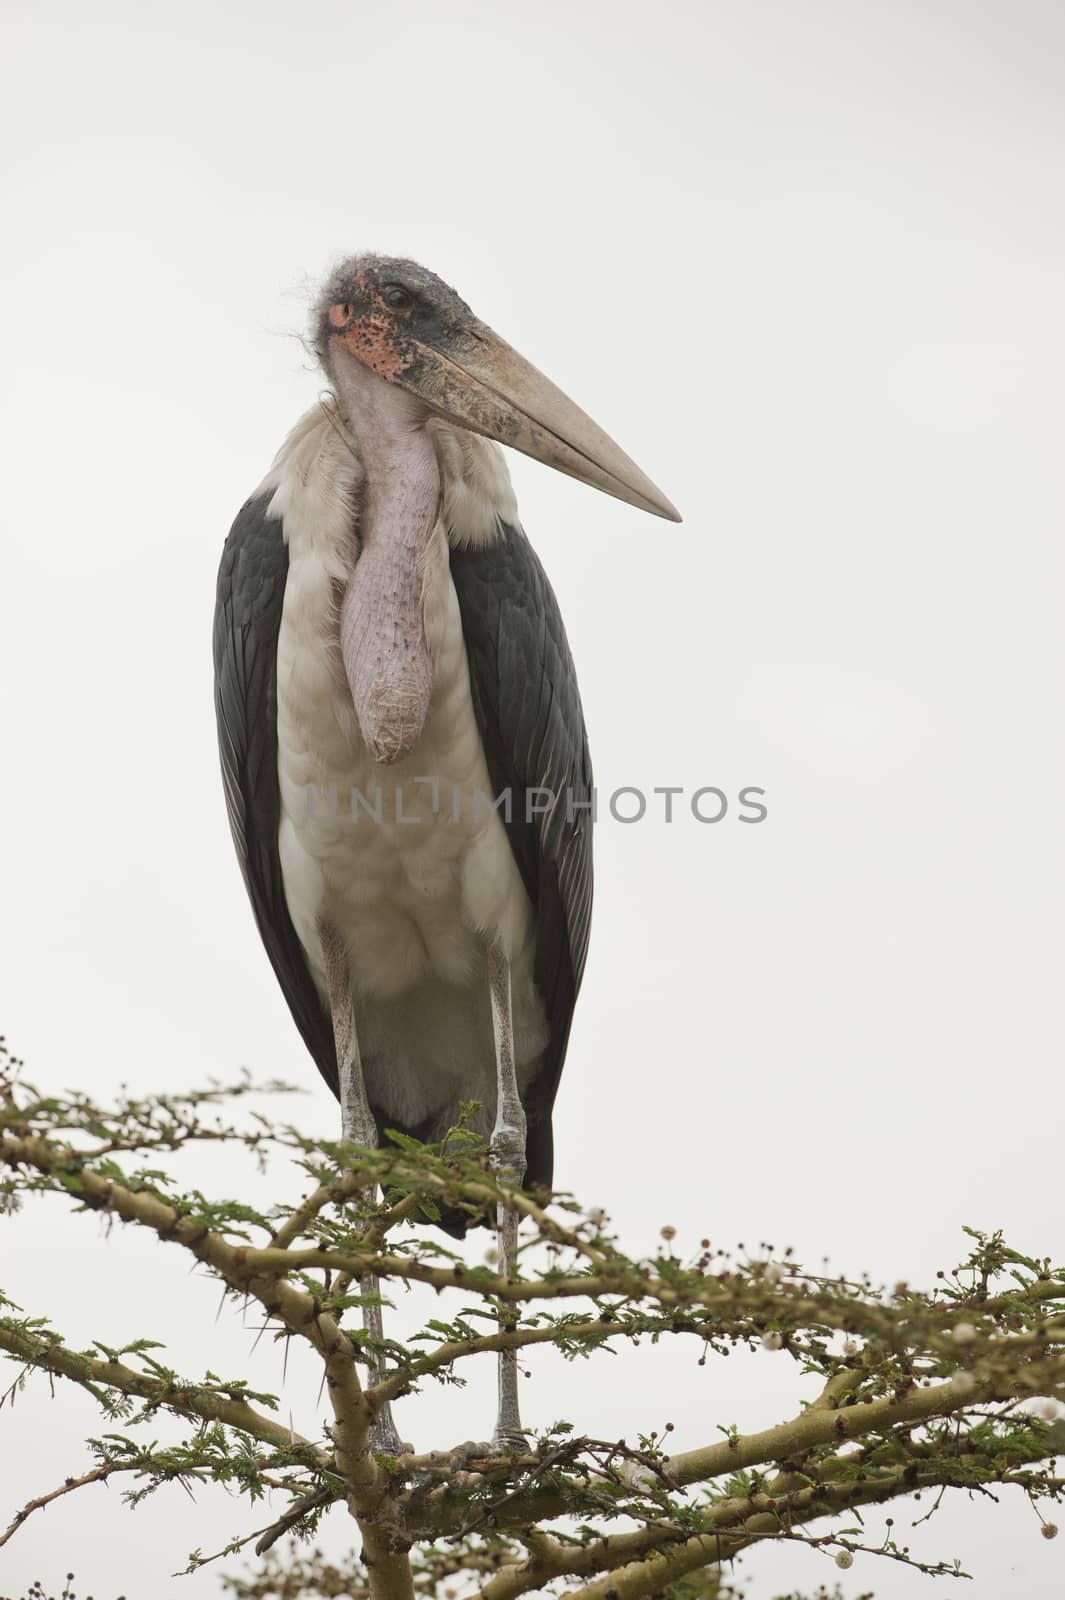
315;254;680;521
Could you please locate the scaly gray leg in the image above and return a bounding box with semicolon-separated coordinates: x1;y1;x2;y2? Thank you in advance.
487;945;527;1451
320;923;408;1456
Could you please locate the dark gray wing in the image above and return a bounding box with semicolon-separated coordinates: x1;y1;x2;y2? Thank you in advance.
450;520;594;1192
213;494;339;1094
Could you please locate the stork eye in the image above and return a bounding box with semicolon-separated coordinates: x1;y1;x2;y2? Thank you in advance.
382;284;413;311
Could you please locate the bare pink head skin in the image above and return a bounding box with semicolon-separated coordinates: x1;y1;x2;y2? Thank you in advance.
317;256;681;764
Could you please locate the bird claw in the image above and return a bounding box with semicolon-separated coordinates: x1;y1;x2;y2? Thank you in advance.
431;1434;528;1473
447;1438;496;1472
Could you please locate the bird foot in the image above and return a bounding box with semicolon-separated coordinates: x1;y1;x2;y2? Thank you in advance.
416;1436;530;1475
446;1438;497;1472
490;1425;530;1456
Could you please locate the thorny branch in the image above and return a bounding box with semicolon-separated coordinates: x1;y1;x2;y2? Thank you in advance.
0;1461;120;1550
2;1040;1064;1600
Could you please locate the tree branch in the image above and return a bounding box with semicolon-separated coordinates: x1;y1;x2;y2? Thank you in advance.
0;1322;319;1457
0;1461;121;1549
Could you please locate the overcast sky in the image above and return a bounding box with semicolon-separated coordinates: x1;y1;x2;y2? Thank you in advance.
3;2;1065;1596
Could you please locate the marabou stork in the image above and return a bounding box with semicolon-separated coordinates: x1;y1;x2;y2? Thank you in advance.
213;256;679;1452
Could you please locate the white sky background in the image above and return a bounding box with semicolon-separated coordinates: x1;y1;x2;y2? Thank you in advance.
2;0;1064;1594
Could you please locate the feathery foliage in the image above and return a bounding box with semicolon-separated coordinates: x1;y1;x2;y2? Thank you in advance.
1;1037;1064;1600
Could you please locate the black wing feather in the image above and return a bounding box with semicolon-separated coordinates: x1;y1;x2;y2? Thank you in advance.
450;520;594;1191
214;500;592;1205
213;495;339;1092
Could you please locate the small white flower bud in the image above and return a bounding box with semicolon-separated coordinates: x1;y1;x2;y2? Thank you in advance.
842;1338;859;1357
761;1330;783;1351
763;1261;784;1286
952;1322;977;1345
835;1549;854;1569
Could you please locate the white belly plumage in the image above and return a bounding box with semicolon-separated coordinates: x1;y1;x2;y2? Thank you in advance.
265;408;548;1137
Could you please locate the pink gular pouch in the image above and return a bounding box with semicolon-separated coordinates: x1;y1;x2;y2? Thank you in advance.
334;362;442;766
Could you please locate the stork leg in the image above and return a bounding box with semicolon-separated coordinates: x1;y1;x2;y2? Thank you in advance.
319;923;408;1456
487;945;528;1451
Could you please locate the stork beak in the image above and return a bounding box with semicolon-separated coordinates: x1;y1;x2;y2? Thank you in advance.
399;326;682;522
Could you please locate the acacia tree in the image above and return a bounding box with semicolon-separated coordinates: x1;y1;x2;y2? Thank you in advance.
1;1035;1064;1600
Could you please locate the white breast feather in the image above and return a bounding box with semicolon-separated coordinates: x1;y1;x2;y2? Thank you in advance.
262;405;547;1134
